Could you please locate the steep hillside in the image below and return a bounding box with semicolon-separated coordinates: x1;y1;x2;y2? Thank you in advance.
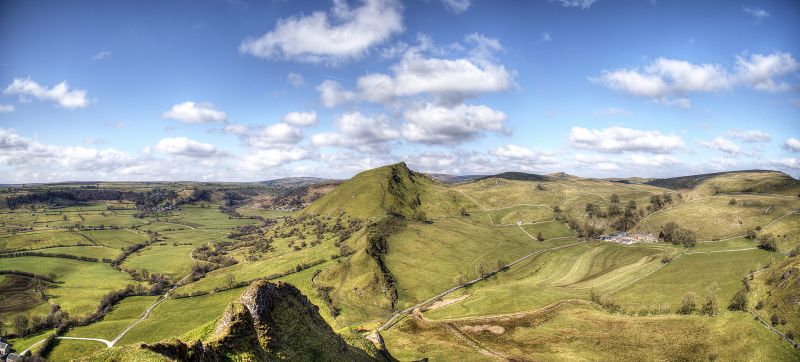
751;256;800;344
303;162;432;220
645;170;800;196
123;281;384;361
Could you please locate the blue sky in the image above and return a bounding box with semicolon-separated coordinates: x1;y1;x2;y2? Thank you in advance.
1;0;799;182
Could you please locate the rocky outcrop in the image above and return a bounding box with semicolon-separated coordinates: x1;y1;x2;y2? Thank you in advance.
144;281;383;361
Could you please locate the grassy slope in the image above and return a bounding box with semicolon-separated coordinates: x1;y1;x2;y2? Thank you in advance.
611;249;783;311
425;242;668;320
0;256;137;317
634;194;799;240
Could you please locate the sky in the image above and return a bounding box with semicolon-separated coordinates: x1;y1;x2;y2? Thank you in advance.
1;0;799;183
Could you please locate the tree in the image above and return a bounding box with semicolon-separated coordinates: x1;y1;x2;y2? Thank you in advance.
672;228;696;248
626;200;637;211
459;207;469;216
585;203;600;218
13;314;29;335
225;273;236;289
728;289;748;311
677;293;696;314
757;235;777;252
660;222;679;242
536;231;545;241
700;285;719;316
729;198;737;205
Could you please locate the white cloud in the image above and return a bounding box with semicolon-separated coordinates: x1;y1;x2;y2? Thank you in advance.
4;77;90;109
539;32;552;44
249;123;303;148
743;7;769;21
312;112;399;152
558;0;597;9
356;37;513;104
630;154;680;167
0;104;14;112
768;157;799;170
239;0;403;64
155;137;218;158
93;50;112;60
492;144;556;164
317;80;358;107
281;111;318;127
568;126;684;154
735;53;799;92
593;52;799;107
222;123;251;136
726;129;771;143
698;136;741;155
439;0;470;13
402;103;508;144
708;157;738;171
287;72;305;87
240;148;312;170
161;101;227;123
784;137;800;152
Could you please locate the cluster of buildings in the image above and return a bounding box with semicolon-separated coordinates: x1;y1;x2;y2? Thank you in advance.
0;340;23;362
599;231;657;245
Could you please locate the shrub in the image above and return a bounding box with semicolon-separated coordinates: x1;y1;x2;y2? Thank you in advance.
676;293;696;315
728;289;748;311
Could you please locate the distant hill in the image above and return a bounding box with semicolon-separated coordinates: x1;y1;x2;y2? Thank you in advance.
424;173;486;184
605;177;657;185
261;177;341;188
645;170;800;196
480;171;550;182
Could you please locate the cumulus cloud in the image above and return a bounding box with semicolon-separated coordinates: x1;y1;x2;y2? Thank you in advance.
558;0;597;9
735;53;799;92
491;144;556;165
402;103;508;144
239;0;403;64
439;0;470;13
568;126;684;154
280;111;318;127
698;136;741;155
155;137;218;157
768;157;799;170
726;129;771;143
4;77;90;109
743;7;769;21
161;101;227;123
356;37;513;104
0;104;14;112
593;52;798;107
784;137;800;152
318;80;358;107
312;112;399;152
248;123;303;148
287;72;305;87
240;148;313;170
629;154;680;167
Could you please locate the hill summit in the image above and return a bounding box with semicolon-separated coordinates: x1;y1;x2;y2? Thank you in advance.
303;162;431;220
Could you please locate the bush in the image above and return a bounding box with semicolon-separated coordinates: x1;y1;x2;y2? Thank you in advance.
757;235;777;252
677;293;696;315
728;289;748;311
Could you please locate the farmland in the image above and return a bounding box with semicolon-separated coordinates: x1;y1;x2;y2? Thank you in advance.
0;167;797;360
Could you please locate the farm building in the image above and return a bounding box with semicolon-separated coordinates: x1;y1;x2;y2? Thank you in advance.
4;353;22;362
0;342;9;357
599;231;656;244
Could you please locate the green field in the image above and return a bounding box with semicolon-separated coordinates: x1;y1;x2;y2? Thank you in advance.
611;249;782;311
122;244;196;279
0;230;91;251
425;242;668;320
0;256;137;317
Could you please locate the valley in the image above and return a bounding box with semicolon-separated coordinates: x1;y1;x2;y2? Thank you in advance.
0;164;798;361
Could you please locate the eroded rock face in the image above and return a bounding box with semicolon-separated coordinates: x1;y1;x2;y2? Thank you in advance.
145;280;382;362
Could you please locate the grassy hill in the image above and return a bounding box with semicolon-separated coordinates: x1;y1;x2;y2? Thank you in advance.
646;170;800;197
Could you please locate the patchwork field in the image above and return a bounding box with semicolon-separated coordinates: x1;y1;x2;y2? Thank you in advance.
0;168;797;361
